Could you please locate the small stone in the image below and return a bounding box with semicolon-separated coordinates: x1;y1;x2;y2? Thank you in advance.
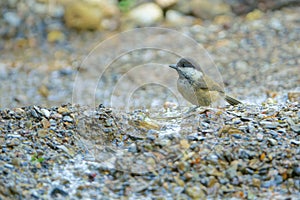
37;129;48;138
290;140;300;145
180;139;190;149
14;108;25;115
295;180;300;190
128;143;137;153
267;130;278;138
235;60;249;72
291;125;300;134
228;128;243;135
231;134;242;139
174;176;185;187
261;180;275;188
58;107;70;114
252;178;261;187
274;175;283;185
269;18;283;31
40;108;50;118
6;134;21;139
57;145;72;156
277;129;286;134
4;163;14;169
138;120;160;130
259;121;279;129
165;10;196;26
38;84;49;98
245;9;263;21
213;15;233;25
50;187;68;198
207;176;218;188
288;92;300;102
3;12;21;27
226;164;237;179
24;121;33;129
11;158;20;167
241;117;252;122
155;0;177;8
41;118;50;129
51;113;62;119
47;30;65;43
6;138;20;147
191;0;231;20
187;133;206;141
30;109;39;118
185;184;205;199
259;152;266;161
268;138;278;146
256;133;264;141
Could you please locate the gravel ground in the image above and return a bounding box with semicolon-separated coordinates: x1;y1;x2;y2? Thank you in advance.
0;102;300;199
0;3;300;200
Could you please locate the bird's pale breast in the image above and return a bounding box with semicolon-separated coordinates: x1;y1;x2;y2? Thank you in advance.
177;78;222;106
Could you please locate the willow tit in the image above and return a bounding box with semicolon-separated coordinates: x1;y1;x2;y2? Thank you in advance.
169;58;242;106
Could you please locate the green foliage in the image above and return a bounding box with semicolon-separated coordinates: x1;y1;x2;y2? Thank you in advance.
31;154;45;163
118;0;136;12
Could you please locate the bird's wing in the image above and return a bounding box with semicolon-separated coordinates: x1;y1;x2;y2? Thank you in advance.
195;75;224;93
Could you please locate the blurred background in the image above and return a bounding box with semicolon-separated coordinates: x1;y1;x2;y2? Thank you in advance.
0;0;299;108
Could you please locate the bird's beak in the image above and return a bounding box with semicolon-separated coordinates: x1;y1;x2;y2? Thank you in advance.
169;64;177;69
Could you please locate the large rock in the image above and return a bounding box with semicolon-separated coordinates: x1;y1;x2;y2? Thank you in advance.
126;3;163;27
191;0;232;20
165;10;198;26
170;0;193;14
155;0;178;8
64;0;120;30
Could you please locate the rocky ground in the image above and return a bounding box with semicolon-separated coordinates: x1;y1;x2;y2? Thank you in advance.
0;0;300;199
1;103;300;199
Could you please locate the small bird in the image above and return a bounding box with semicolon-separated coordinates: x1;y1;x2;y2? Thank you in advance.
169;58;242;106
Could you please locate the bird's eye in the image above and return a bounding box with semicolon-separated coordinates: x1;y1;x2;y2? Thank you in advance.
184;62;193;68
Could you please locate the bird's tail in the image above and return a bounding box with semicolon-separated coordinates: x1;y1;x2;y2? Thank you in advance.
225;95;242;105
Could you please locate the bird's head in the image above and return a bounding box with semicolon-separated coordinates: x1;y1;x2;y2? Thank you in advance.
169;58;203;80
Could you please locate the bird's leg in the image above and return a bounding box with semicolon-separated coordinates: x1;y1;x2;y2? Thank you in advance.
186;105;200;114
183;106;212;118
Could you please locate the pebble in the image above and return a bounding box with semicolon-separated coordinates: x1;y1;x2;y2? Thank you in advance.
3;12;21;27
290;140;300;145
128;143;137;153
259;121;279;129
256;133;264;141
155;0;177;8
267;130;278;138
40;109;50;118
4;163;14;169
30;109;39;118
191;0;231;20
63;116;73;123
50;187;68;198
268;138;278;146
293;167;300;176
291;125;300;134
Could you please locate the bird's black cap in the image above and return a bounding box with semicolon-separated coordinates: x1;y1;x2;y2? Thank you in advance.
169;58;197;70
177;58;196;68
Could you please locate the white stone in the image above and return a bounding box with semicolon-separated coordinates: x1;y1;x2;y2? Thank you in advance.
41;108;50;118
128;3;163;26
